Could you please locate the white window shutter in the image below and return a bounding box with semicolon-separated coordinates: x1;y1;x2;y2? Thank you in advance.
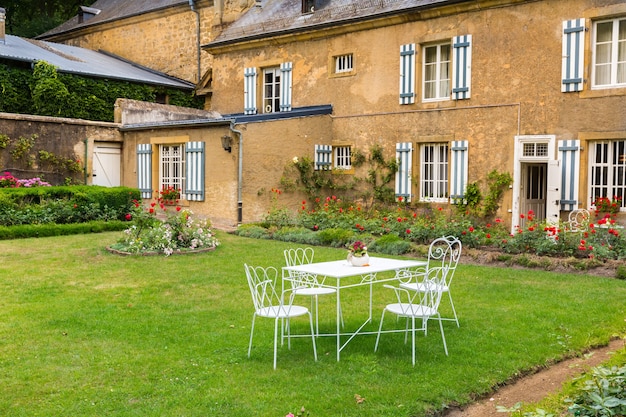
395;142;413;202
558;140;580;210
280;62;293;112
561;19;585;93
399;44;416;105
452;35;472;100
137;144;152;199
244;67;257;115
450;140;469;203
184;141;205;201
314;144;332;171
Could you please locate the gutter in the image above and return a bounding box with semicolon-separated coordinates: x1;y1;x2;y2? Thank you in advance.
188;0;201;84
229;122;244;224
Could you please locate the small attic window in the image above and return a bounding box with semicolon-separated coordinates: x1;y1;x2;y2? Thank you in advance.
78;6;101;23
302;0;315;14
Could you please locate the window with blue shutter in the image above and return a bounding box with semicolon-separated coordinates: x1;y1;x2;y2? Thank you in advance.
561;19;585;93
558;140;580;210
137;144;153;199
314;144;332;171
244;67;257;115
280;62;293;112
450;140;469;203
452;35;472;100
399;44;416;105
184;141;205;201
395;142;413;202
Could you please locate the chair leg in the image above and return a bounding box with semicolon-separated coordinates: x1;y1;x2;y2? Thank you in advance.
374;310;386;352
307;311;318;362
447;291;459;327
411;317;416;366
273;317;279;370
314;295;319;336
438;314;448;356
248;314;257;358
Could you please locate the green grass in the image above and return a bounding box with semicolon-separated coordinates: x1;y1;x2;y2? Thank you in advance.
0;232;624;417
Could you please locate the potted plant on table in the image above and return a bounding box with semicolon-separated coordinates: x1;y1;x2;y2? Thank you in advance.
347;240;370;266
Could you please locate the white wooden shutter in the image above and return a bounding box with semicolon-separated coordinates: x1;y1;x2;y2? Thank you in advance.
137;144;153;199
395;142;413;202
450;140;469;202
399;44;416;105
561;19;585;93
314;144;332;171
244;67;257;115
280;62;293;112
558;140;580;210
452;35;472;100
184;141;205;201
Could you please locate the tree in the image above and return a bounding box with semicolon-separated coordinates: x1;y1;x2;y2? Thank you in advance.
4;0;96;38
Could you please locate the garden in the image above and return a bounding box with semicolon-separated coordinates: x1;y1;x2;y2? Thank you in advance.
0;172;624;416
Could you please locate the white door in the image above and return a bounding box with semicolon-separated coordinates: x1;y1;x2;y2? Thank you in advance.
520;163;546;228
93;143;121;187
546;159;561;225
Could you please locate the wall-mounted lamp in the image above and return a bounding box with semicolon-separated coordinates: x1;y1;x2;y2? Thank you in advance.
221;135;232;153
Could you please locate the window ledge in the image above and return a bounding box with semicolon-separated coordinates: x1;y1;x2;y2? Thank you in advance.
580;87;626;99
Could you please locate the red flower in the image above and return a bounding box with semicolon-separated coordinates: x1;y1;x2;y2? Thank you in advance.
406;229;411;234
486;233;491;238
397;217;402;222
468;226;474;232
176;206;181;212
125;213;132;221
149;208;155;214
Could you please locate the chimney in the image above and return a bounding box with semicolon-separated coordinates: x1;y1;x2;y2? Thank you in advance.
0;8;6;45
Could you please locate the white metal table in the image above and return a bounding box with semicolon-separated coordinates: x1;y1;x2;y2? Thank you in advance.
282;256;427;361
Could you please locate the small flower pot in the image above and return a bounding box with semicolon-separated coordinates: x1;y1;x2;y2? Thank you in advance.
349;253;370;267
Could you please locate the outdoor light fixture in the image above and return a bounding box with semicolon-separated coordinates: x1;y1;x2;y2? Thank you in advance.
221;135;232;153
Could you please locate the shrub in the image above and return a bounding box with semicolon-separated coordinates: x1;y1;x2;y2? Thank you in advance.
565;364;626;416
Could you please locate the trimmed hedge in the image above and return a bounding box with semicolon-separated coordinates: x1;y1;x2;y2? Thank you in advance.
0;220;129;240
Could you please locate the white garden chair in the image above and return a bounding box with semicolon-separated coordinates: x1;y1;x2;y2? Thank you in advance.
244;263;317;369
375;266;449;366
567;209;590;232
398;236;462;327
284;247;343;335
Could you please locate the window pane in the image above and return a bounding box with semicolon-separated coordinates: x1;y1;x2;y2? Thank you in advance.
596;22;613;43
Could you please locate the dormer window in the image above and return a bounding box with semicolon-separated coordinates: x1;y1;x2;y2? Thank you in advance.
302;0;315;14
78;6;101;23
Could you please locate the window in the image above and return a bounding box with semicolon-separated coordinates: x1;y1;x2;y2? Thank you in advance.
302;0;315;13
589;140;626;209
334;146;351;169
263;67;281;113
334;54;353;73
592;18;626;88
523;142;549;158
420;143;448;201
423;43;451;101
160;144;184;192
136;141;205;201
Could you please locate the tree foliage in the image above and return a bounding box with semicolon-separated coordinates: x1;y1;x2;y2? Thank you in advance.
4;0;96;38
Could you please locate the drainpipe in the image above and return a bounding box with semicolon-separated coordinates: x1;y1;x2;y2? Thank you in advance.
84;138;89;184
229;122;243;224
188;0;201;84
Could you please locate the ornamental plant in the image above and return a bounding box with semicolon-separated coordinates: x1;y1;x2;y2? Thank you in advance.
592;196;622;216
113;200;220;256
348;240;368;257
159;186;181;204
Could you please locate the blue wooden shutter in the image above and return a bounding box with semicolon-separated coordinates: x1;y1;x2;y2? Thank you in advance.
561;19;585;93
450;140;469;203
314;144;332;171
399;44;416;105
558;140;580;210
280;62;293;112
244;67;257;115
395;142;413;202
137;143;152;199
184;141;205;201
452;35;472;100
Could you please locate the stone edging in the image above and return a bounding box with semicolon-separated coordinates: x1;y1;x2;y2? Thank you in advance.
105;246;216;256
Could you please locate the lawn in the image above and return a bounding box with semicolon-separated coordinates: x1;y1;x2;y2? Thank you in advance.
0;231;624;417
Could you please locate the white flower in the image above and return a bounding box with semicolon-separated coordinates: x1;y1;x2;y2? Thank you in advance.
292;156;299;164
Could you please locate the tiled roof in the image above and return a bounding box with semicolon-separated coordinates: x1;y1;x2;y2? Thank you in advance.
0;35;194;89
206;0;469;48
37;0;189;39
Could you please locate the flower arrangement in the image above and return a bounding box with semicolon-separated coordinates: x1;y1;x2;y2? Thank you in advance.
111;200;220;256
592;196;622;215
159;186;181;204
349;240;368;257
0;171;51;188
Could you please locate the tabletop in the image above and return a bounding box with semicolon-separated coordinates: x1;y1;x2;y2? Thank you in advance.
282;256;426;279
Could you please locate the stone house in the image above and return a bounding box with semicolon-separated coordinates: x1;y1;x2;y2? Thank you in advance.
44;0;626;230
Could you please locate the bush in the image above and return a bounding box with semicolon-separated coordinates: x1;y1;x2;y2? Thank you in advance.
566;364;626;416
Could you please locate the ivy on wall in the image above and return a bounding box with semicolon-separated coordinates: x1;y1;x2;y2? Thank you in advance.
0;61;203;122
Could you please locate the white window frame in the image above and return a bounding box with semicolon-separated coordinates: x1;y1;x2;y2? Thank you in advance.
334;54;353;74
420;143;449;202
159;144;185;194
334;146;352;170
592;17;626;89
422;42;451;102
263;67;281;113
588;140;626;210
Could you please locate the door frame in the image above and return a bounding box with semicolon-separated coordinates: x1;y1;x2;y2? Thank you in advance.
512;135;556;234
